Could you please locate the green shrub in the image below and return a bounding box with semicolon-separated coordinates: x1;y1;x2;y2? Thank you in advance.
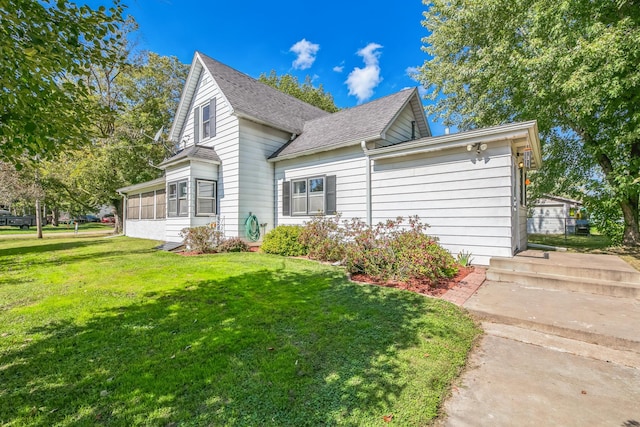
180;226;224;253
299;215;346;262
218;237;250;253
261;225;308;256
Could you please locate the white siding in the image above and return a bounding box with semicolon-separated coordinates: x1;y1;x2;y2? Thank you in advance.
527;200;575;235
275;145;367;225
238;120;289;240
165;164;192;242
369;142;514;265
382;105;421;145
178;67;242;238
126;220;166;241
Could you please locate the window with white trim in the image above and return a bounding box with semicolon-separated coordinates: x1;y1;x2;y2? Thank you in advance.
196;179;216;215
168;180;188;217
292;177;325;215
194;98;216;143
201;104;211;139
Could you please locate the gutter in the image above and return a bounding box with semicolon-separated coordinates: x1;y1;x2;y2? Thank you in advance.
268;134;380;163
364;121;538;161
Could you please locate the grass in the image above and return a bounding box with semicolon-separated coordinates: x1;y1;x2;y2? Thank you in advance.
0;223;113;235
0;236;480;426
528;233;612;252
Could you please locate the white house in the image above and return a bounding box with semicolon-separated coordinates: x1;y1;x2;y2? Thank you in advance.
527;195;583;235
118;52;542;265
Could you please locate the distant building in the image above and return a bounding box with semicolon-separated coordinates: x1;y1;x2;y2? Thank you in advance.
527;195;583;234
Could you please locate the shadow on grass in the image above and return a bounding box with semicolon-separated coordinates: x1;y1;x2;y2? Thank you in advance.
0;239;108;258
0;266;473;426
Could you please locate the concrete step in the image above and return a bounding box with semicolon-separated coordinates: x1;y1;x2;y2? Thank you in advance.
491;251;640;284
482;323;640;369
486;268;640;299
464;281;640;354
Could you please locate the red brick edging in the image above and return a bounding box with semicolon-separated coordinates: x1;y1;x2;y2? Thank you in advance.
441;267;486;306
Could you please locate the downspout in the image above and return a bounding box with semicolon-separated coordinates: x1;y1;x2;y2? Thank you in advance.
361;141;372;226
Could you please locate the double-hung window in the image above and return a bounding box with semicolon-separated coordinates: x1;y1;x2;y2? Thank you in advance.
168;180;188;217
201;104;211;139
194;98;216;143
196;179;216;215
286;176;335;216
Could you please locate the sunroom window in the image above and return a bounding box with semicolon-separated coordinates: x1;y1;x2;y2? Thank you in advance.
168;180;188;217
196;179;216;215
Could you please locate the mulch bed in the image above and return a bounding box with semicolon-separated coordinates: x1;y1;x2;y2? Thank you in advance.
350;266;474;297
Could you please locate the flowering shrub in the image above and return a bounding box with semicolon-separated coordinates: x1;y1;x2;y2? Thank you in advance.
261;225;308;256
299;214;345;262
217;237;250;253
180;226;224;253
301;215;458;283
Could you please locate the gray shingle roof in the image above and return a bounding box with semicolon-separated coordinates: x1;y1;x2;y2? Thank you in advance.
198;53;329;134
270;89;417;159
158;145;221;168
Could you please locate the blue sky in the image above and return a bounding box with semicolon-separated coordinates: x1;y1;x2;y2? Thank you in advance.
121;0;445;134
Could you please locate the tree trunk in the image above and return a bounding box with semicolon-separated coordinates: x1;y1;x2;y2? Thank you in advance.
621;195;640;246
112;198;123;234
52;207;59;227
35;198;43;239
590;147;640;246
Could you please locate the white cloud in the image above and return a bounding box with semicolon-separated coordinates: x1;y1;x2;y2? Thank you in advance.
290;39;320;70
405;66;419;78
333;65;344;73
405;66;427;97
346;43;383;103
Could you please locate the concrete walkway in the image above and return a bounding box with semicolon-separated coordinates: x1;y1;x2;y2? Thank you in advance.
438;251;640;426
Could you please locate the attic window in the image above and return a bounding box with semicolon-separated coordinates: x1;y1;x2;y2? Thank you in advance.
202;104;211;139
193;98;216;143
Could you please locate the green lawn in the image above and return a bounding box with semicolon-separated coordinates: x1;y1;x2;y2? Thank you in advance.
0;236;480;426
528;233;612;252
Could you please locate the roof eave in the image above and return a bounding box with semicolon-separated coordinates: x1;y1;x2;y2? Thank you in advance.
268;134;381;162
158;156;221;170
365;121;541;167
116;177;166;194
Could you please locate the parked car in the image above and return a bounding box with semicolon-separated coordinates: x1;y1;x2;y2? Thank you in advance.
85;214;100;222
101;214;116;224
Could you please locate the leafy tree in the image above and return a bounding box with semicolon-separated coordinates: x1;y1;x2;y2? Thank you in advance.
67;52;188;232
0;0;125;167
258;71;340;113
419;0;640;245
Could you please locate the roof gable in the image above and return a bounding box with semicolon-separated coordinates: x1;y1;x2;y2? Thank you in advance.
270;88;430;160
170;52;330;141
